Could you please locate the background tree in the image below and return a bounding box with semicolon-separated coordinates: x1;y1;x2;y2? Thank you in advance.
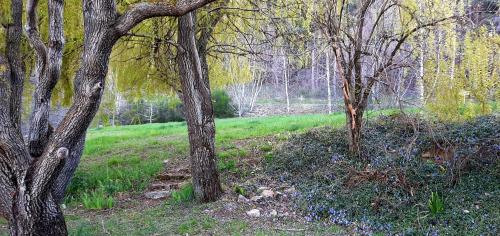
316;0;452;156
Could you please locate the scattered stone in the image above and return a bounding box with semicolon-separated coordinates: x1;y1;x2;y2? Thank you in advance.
284;187;296;193
278;212;290;217
238;194;249;203
145;190;171;200
261;189;275;198
150;183;172;190
224;202;237;211
61;204;67;210
269;209;278;217
246;209;261;217
251;196;263;202
463;209;470;214
257;186;270;192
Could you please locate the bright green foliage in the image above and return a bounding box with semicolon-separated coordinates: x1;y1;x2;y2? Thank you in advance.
428;191;445;215
81;188;115;210
459;28;500;115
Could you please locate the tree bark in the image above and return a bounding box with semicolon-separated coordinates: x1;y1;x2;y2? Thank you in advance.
1;0;216;234
177;12;222;202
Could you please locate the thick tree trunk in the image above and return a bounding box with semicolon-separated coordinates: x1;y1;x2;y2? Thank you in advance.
9;197;67;236
177;12;222;202
1;0;216;234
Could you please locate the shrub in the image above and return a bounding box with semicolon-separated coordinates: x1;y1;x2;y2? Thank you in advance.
212;90;235;118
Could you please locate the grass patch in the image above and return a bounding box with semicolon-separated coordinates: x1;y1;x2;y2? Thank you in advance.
68;113;358;207
81;187;114;210
170;184;195;204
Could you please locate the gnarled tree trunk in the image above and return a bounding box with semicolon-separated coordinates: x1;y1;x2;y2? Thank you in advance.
177;12;222;202
0;0;216;235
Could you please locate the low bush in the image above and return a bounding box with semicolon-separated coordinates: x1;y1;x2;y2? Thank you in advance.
267;114;499;235
212;90;235;118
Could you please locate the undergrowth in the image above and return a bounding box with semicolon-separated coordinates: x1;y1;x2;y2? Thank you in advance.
267;114;499;235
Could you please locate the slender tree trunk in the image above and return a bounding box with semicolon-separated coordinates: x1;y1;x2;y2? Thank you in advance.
177;12;222;202
283;52;290;113
311;44;316;90
417;44;425;105
326;50;332;114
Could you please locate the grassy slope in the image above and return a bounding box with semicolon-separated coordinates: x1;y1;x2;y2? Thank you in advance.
1;111;395;235
67;113;354;235
67;114;348;201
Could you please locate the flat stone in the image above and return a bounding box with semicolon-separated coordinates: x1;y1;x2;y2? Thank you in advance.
258;186;270;191
246;209;261;217
261;189;275;198
145;190;171;200
284;187;296;193
238;194;249;203
251;196;263;202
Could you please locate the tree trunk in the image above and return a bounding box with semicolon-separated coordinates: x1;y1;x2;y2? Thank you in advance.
283;52;290;113
326;50;332;114
8;196;67;236
177;12;222;202
345;104;363;156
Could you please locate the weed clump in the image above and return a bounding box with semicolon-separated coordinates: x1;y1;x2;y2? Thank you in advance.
267;114;499;235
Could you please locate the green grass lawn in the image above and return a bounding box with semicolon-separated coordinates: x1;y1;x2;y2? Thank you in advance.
1;111;398;236
66;113;353;204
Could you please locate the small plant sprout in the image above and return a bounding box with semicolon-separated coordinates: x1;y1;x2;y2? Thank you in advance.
428;192;445;215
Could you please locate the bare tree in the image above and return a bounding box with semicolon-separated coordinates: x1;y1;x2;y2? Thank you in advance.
317;0;451;156
0;0;215;234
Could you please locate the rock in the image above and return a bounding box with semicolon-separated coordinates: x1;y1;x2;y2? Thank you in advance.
246;209;261;217
61;204;67;210
224;202;237;211
251;196;263;202
145;190;170;200
463;209;470;214
261;189;275;198
269;209;278;217
258;186;270;192
284;187;296;193
278;212;290;217
150;183;172;190
238;194;249;203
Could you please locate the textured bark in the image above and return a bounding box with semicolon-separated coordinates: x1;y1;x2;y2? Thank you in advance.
26;0;65;158
177;12;222;202
1;0;216;234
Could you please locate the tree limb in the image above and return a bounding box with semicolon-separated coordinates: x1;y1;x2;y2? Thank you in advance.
114;0;217;36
